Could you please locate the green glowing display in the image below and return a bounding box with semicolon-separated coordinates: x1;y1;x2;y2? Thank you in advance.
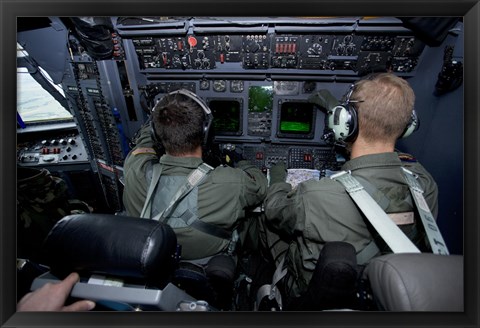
248;86;273;112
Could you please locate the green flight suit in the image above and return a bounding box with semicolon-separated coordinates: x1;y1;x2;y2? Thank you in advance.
122;123;268;260
263;152;438;299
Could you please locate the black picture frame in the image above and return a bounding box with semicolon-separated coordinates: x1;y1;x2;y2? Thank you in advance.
2;1;478;327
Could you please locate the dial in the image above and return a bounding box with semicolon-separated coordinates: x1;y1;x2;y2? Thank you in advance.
213;80;226;92
200;80;210;90
344;35;354;44
303;81;316;93
245;39;261;53
230;80;244;93
307;43;322;55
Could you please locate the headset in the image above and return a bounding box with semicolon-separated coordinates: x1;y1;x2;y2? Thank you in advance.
325;80;419;144
150;89;214;147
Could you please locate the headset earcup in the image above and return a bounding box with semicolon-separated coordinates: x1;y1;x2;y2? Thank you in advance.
203;119;213;146
400;110;419;138
328;105;358;142
345;106;358;142
150;120;161;145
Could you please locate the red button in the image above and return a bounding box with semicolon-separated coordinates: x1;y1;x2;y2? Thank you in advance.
188;36;197;47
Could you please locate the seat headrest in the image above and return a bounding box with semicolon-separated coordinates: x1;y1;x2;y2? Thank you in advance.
365;253;463;311
37;213;178;286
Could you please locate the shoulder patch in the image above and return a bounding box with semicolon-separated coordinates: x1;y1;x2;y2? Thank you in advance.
132;147;157;156
398;153;417;162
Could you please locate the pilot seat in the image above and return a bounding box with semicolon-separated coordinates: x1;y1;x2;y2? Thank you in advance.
28;213;202;311
281;241;464;311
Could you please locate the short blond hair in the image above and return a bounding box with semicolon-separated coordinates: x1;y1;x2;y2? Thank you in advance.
351;73;415;143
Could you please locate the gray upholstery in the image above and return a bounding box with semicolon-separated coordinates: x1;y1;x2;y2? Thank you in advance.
366;253;463;311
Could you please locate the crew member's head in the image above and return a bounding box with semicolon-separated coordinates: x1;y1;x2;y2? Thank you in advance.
152;92;206;156
350;72;415;145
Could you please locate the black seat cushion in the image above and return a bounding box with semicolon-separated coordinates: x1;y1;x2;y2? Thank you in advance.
37;213;177;287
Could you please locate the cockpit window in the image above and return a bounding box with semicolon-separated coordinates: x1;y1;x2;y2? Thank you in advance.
17;44;73;124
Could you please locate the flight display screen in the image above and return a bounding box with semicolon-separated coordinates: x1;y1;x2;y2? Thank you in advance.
247;85;273;136
208;99;242;135
248;85;273;113
277;101;315;139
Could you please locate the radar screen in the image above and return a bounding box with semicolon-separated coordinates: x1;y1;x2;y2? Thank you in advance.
277;101;315;139
208;99;243;136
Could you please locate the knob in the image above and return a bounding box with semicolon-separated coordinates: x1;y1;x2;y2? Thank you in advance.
346;45;355;55
68;138;76;145
246;40;260;53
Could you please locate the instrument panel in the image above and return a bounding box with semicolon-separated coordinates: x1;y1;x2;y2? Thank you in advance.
146;78;347;172
128;32;424;75
118;17;427;172
17;125;90;169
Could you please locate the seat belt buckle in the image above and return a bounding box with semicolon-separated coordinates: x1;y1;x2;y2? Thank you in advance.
331;171;364;193
330;170;349;180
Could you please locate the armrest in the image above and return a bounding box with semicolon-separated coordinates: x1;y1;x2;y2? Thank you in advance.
31;272;196;311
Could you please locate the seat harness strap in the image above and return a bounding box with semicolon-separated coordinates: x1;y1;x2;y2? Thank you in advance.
331;170;421;254
140;162;233;242
153;163;213;222
255;256;287;311
140;163;164;219
401;167;449;255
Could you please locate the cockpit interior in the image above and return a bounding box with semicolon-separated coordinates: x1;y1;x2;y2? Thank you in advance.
3;10;477;324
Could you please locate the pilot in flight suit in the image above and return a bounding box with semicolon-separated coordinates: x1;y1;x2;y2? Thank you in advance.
122;90;268;261
261;73;439;303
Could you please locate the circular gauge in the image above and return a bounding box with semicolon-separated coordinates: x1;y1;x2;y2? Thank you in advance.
230;80;244;93
308;43;322;55
213;80;226;92
200;80;210;90
303;81;316;93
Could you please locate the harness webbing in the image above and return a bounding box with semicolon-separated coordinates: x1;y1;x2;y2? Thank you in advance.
140;162;232;241
331;170;421;254
401;167;449;255
332;168;449;256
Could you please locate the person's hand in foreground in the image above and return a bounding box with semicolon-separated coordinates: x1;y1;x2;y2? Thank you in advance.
17;272;96;311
